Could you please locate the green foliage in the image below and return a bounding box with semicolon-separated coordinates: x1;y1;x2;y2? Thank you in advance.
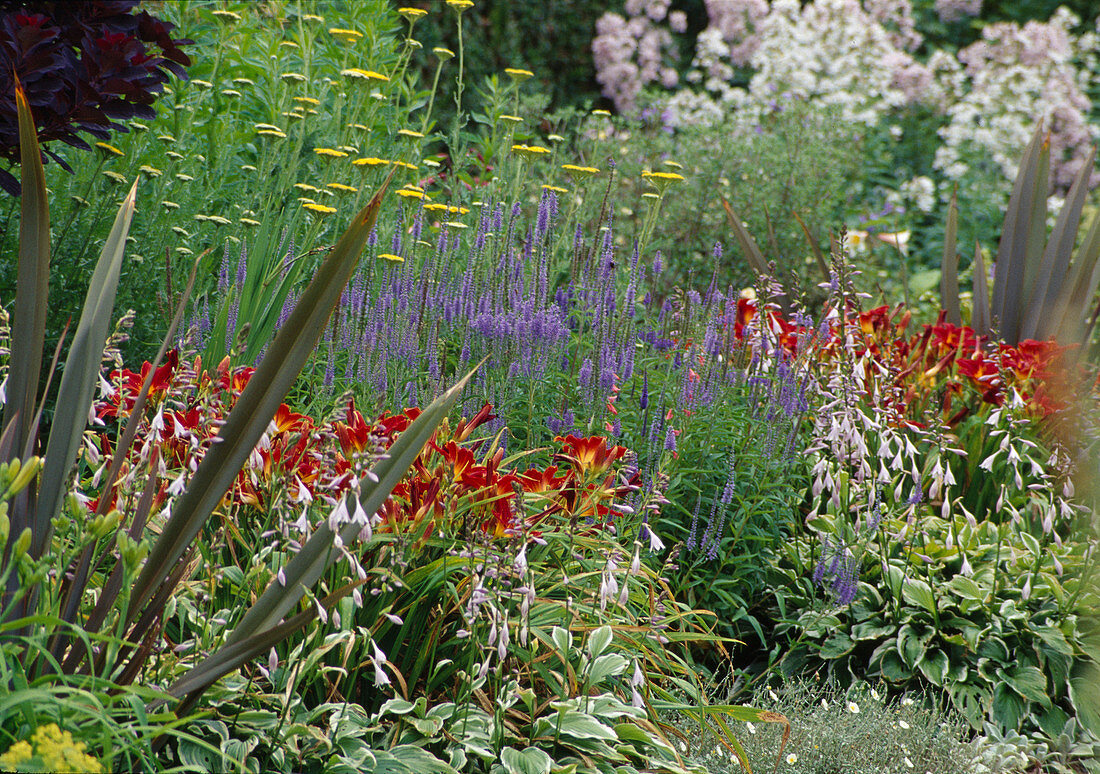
595;96;860;297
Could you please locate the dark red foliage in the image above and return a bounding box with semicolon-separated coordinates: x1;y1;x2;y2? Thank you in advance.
0;0;191;194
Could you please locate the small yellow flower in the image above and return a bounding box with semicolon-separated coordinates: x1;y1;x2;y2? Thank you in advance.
71;195;88;206
221;88;242;97
139;164;162;178
446;0;474;11
280;72;307;83
294;183;320;193
349;123;372;132
175;246;193;255
161;201;180;211
241;164;257;172
641;170;684;192
396;188;426;200
329;27;363;43
166;150;184;160
397;129;425;139
591;108;611;116
314;147;349;158
327;183;358;193
193;214;210;222
392;160;418;170
378;252;405;262
442;221;468;229
280;40;300;49
211;9;241;21
353;157;390;167
95;141;123;157
342;68;390;82
282;110;305;120
661;160;683;169
433;46;455;60
257;128;287;138
301;13;324;23
542;184;568;194
130;121;148;131
338;145;359;155
422;158;441;168
498;114;522;124
511;144;550;161
398;7;427;21
303;202;337;214
102;170;127;184
192;79;213;89
297;197;316;204
547;133;565;142
294;96;320;106
240;217;261;227
175;173;194;182
561;163;600;180
504;67;534;82
172;226;190;237
209;216;233;226
156;134;176;144
233;77;255;86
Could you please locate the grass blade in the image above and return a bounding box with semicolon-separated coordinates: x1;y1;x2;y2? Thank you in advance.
1;82;49;470
993;125;1044;343
34;180;138;559
721;198;770;278
1024;145;1095;340
972;241;991;338
940;186;961;326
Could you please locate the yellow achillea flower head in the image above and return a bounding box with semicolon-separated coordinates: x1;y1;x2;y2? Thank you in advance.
591;108;611;116
342;68;389;82
392;160;418;170
542;184;568;193
280;72;306;83
294;183;320;193
397;129;425;139
102;170;127;184
504;67;534;82
398;7;427;21
378;253;405;262
95;141;123;157
240;217;262;227
138;164;162;177
641;170;684;192
211;9;241;21
396;188;426;200
327;183;358;193
446;0;474;11
301;14;325;23
328;27;363;43
433;46;455;60
561;163;600;180
314;147;349;158
498;114;522;124
293;96;320;106
511;144;550;161
353;157;390;167
302;202;337;214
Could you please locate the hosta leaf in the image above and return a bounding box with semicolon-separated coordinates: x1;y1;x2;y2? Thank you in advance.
992;683;1027;731
500;746;552;774
917;649;949;686
1069;661;1100;737
947;682;988;731
1000;664;1050;707
901;578;936;614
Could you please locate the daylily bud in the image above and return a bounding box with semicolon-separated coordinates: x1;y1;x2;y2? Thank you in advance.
12;527;32;559
8;456;40;496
